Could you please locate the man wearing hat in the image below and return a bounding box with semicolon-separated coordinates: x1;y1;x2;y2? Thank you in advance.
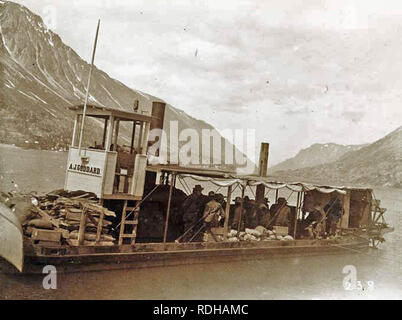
202;193;225;229
181;185;204;238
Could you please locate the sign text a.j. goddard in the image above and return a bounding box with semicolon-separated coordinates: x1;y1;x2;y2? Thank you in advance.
68;163;101;176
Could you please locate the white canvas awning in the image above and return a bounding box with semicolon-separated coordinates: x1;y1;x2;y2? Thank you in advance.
177;174;242;188
178;174;347;195
248;181;346;194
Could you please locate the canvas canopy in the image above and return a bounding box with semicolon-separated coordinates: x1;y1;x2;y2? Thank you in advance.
177;173;347;195
177;174;242;188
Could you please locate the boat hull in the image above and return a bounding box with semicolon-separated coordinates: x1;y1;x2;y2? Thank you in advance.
0;203;24;272
12;236;370;274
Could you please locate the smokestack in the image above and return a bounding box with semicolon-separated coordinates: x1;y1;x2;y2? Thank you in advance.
256;142;269;203
149;101;166;157
146;101;167;187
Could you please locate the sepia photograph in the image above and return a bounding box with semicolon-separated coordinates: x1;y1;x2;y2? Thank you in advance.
0;0;401;304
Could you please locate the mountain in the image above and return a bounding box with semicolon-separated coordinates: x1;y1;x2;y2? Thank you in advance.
270;143;365;172
271;126;402;188
0;1;244;170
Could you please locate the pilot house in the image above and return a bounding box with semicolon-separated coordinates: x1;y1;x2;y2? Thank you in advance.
65;104;152;200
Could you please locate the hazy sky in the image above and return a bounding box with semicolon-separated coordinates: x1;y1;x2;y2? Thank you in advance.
15;0;402;165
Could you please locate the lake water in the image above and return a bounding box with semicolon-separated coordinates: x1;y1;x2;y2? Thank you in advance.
0;145;401;299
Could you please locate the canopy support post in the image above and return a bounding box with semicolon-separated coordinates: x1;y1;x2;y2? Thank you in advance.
301;191;307;221
137;122;144;154
223;185;232;241
104;115;114;151
163;173;175;243
293;192;300;239
238;185;245;232
130;121;136;154
256;142;269;202
141;122;151;155
112;119;120;150
102;118;108;149
340;190;351;230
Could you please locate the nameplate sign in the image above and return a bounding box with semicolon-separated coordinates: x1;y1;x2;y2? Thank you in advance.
68;163;101;176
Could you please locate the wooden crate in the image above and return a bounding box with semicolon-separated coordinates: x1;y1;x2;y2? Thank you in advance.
32;228;62;243
66;211;82;222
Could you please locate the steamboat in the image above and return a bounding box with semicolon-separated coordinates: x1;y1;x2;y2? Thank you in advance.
0;21;393;274
0;102;393;274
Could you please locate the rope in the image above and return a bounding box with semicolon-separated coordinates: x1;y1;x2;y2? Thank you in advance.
264;188;272;199
248;185;256;198
230;183;240;196
115;175;166;228
175;214;206;242
188;223;206;242
181;177;192;195
177;177;191;195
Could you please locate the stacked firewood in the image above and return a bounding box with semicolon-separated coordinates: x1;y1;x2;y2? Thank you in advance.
23;190;116;246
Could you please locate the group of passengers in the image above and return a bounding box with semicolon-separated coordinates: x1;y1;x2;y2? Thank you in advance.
180;185;344;241
180;185;225;241
181;185;304;240
301;194;343;239
231;196;291;231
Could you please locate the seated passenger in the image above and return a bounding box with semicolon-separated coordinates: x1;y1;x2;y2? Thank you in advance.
270;197;291;227
244;199;258;229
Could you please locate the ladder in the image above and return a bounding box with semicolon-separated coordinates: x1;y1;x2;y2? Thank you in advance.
118;200;140;245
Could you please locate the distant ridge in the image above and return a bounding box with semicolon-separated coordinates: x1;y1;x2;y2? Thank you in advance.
271;126;402;188
270;143;366;172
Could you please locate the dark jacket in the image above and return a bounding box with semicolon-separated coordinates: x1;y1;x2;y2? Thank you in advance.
182;193;202;222
325;198;342;221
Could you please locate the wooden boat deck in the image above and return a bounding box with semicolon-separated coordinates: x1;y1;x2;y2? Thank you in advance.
18;235;370;273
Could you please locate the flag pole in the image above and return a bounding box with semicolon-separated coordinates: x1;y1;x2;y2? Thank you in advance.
78;19;101;154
